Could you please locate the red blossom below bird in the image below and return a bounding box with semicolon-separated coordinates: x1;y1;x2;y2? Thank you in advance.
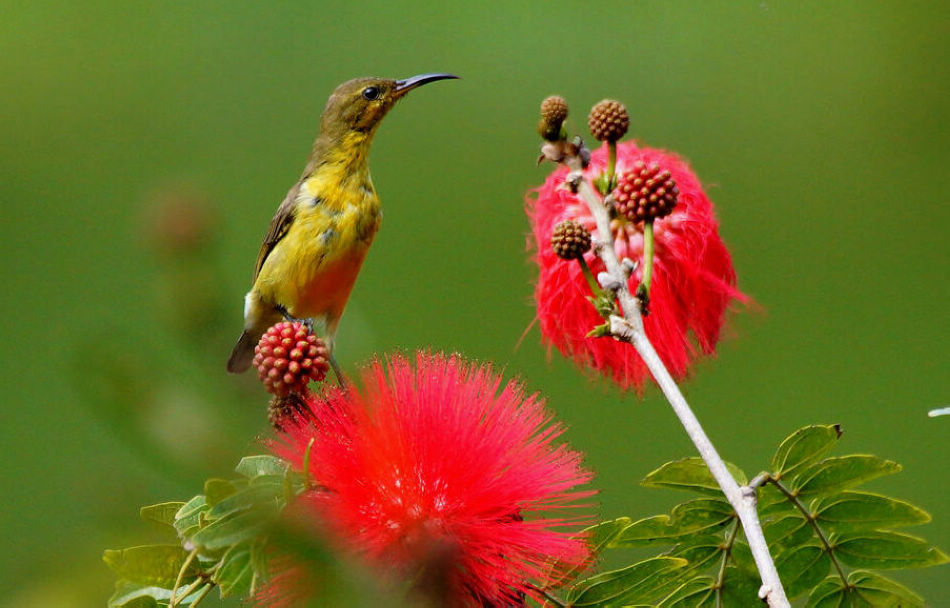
260;352;594;607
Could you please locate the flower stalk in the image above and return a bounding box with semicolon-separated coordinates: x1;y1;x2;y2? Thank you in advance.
636;220;655;310
561;151;791;607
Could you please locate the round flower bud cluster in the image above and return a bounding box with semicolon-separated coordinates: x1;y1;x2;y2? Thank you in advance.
538;95;569;141
550;219;592;260
588;99;629;142
613;161;679;223
253;321;329;396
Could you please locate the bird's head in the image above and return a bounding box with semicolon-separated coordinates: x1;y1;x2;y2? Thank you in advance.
320;73;458;137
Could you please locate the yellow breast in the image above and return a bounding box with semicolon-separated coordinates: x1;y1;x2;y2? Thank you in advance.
255;170;381;321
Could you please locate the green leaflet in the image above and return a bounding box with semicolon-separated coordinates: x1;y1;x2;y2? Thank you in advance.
612;499;733;547
103;545;197;589
107;580;173;608
641;457;747;495
173;495;210;539
805;571;925;608
656;577;716;607
792;455;901;497
139;502;186;528
189;504;278;552
669;537;723;572
541;517;633;590
833;530;949;569
762;512;813;552
770;424;841;479
717;565;762;606
774;544;830;598
106;580;209;608
567;557;689;607
214;545;253;597
813;491;931;533
235;454;289;479
846;570;924;607
203;478;239;506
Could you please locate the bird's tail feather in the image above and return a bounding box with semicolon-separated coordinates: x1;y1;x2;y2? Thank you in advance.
227;329;260;373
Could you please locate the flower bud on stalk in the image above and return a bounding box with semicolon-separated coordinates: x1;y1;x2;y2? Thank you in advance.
253;321;330;397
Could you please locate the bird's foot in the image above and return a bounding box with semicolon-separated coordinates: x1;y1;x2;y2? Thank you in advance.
276;307;317;333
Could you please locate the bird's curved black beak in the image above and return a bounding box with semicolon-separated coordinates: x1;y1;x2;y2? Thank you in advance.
394;73;459;97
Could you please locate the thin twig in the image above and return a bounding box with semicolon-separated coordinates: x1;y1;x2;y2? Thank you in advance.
771;478;849;583
560;152;791;607
169;548;199;607
716;519;741;608
190;583;214;607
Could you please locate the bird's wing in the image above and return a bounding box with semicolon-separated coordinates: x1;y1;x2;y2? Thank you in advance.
252;181;302;283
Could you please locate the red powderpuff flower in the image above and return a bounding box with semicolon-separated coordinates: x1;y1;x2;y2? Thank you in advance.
526;142;747;390
261;352;593;607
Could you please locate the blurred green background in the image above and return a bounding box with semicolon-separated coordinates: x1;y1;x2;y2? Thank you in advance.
1;1;946;605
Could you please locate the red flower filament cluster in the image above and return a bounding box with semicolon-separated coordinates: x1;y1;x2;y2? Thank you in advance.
262;352;593;607
528;141;746;390
253;322;329;396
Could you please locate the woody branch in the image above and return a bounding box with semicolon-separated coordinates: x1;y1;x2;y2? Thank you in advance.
555;148;791;608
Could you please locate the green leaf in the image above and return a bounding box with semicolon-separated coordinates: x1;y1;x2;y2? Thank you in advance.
774;544;830;599
610;516;669;547
107;580;170;607
834;530;949;569
584;517;633;550
757;483;796;515
103;545;196;588
641;457;747;495
235;455;289;480
567;557;689;607
215;545;253;597
805;571;927;608
542;517;632;589
206;480;283;520
729;540;757;574
793;455;901;497
813;491;930;533
763;513;812;551
204;478;239;506
189;508;276;552
718;565;762;606
140;502;186;528
805;576;847;608
107;579;209;608
846;570;924;607
613;499;734;547
771;424;841;478
657;577;715;607
670;537;723;571
174;495;210;538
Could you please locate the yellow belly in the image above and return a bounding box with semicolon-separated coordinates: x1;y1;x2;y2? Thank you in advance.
254;201;380;325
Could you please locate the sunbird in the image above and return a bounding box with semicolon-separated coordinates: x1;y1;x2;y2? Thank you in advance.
227;73;458;377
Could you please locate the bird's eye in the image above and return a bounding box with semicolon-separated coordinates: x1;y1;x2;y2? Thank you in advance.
362;86;380;101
